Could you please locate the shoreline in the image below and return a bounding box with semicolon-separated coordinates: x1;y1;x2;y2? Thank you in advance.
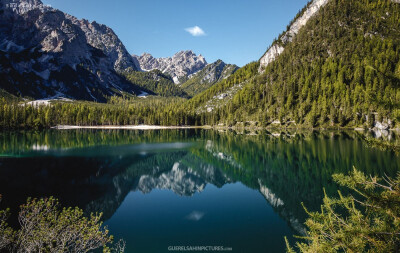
53;125;208;130
52;125;399;132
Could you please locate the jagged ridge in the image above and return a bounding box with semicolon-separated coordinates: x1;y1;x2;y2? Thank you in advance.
181;60;238;96
0;0;141;101
132;50;208;84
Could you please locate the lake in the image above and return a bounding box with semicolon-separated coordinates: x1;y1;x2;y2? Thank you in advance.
0;129;398;252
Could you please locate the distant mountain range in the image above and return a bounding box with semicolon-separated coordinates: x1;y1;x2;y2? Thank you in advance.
133;51;238;96
133;51;208;84
181;59;238;96
0;0;144;101
0;0;237;101
1;0;399;129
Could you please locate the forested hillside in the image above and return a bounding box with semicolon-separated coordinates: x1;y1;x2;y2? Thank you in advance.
189;0;400;128
1;0;399;129
0;96;195;129
181;60;238;96
123;70;189;98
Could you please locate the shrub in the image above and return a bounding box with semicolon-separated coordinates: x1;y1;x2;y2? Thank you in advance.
0;196;123;253
286;168;400;253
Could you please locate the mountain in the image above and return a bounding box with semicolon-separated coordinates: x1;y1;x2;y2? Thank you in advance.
133;51;238;96
0;0;141;102
259;0;329;71
134;161;229;197
187;0;400;129
133;50;208;84
180;60;238;96
123;69;189;97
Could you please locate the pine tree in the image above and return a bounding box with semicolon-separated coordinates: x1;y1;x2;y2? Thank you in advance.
286;168;400;253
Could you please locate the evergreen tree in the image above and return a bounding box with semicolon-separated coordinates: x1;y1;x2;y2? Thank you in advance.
286;168;400;253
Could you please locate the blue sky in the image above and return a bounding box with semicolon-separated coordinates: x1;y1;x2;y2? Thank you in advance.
42;0;309;67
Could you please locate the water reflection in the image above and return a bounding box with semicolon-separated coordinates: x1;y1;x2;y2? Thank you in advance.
0;129;398;252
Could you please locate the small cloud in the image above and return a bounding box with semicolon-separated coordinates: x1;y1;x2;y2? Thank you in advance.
185;211;205;221
185;26;206;37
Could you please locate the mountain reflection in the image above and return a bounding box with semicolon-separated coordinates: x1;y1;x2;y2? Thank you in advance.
0;129;398;234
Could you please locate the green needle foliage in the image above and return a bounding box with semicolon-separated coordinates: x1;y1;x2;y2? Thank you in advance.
2;1;400;129
287;168;400;253
123;70;189;98
0;96;196;129
356;132;400;155
0;196;123;253
0;199;13;250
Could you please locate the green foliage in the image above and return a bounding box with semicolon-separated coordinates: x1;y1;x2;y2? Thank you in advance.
181;60;238;96
124;70;189;98
186;62;259;110
356;131;400;154
0;89;19;102
0;96;197;129
0;196;13;250
0;196;122;253
287;168;400;252
0;129;203;155
1;0;400;129
0;62;257;130
190;0;400;128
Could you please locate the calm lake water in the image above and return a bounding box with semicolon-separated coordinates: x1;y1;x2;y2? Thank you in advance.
0;129;399;252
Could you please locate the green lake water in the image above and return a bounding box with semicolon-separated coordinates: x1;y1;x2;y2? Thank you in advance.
0;129;398;252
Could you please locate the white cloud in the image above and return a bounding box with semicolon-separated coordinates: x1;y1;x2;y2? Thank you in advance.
185;26;206;37
186;211;205;221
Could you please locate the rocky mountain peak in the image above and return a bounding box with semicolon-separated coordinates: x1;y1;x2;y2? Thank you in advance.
1;0;47;14
0;0;141;101
133;50;208;84
141;52;152;57
180;59;239;96
69;16;140;72
175;50;204;60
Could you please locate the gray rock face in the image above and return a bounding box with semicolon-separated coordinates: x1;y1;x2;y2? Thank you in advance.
133;50;208;84
1;0;46;14
281;0;329;44
69;18;140;72
259;0;329;71
136;162;207;196
181;60;238;96
134;161;231;196
191;59;238;84
259;44;284;71
374;121;391;130
0;0;141;101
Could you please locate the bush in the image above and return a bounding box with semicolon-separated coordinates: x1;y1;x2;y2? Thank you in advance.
286;168;400;253
0;196;124;253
